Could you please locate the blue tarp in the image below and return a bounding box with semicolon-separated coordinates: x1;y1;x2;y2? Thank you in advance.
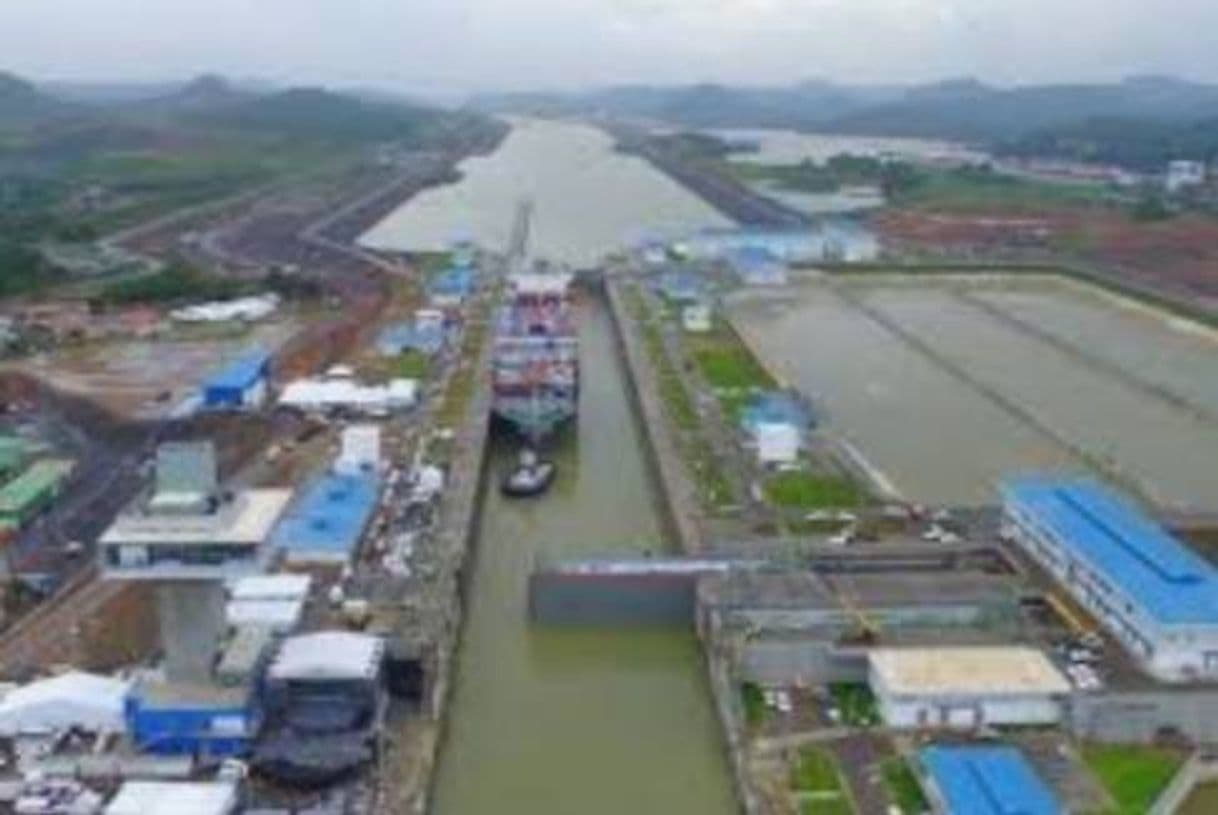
740;391;813;432
656;270;705;303
921;745;1063;815
126;692;254;758
271;471;380;562
1002;476;1218;625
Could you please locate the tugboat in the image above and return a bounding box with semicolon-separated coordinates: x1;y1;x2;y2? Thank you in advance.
501;448;556;498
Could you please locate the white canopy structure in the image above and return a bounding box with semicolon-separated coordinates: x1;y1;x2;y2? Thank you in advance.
279;378;417;413
0;672;131;736
268;632;384;682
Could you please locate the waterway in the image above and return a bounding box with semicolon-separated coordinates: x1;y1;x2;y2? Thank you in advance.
360;117;733;266
731;277;1218;509
432;297;735;815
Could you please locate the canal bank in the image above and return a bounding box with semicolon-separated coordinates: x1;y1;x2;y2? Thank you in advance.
429;290;737;815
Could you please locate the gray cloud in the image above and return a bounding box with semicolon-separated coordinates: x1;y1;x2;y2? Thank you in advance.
2;0;1217;93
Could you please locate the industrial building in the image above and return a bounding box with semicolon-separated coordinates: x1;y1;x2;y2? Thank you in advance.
740;391;814;466
869;646;1070;729
426;266;476;307
271;470;380;565
919;744;1063;815
105;780;238;815
125;679;256;758
700;570;1023;686
681;301;713;333
1002;476;1218;683
0;436;28;481
0;458;74;530
654;269;705;304
99;441;292;681
376;310;447;356
0;671;130;736
675;227;824;263
201;347;271;410
255;631;387;785
730;247;789;286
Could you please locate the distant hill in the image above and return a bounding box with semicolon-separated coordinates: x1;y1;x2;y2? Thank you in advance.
474;76;1218;159
0;71;70;124
182;86;449;142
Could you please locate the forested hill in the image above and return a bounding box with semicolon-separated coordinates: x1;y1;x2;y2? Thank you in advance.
474;76;1218;167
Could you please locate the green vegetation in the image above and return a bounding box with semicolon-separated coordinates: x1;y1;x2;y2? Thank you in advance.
894;164;1115;213
828;683;880;727
791;747;853;815
881;758;929;815
1082;743;1185;815
693;343;775;391
625;284;734;509
740;681;768;727
393;350;430;380
765;470;865;510
96;262;252;306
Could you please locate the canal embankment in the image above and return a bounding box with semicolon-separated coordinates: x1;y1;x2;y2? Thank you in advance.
605;275;707;554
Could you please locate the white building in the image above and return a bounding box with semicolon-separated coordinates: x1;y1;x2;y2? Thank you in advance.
755;423;801;465
1166;160;1207;193
1002;476;1218;683
171;294;279;324
336;425;382;476
869;646;1070;729
682;303;713;333
106;781;238;815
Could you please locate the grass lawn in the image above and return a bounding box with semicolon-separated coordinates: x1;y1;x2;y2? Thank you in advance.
693;343;775;391
393;350;430;380
740;681;768;727
792;747;854;814
765;470;865;509
829;683;880;727
881;758;929;815
1083;743;1185;815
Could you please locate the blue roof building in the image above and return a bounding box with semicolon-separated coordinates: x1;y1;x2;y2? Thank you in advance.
427;266;476;305
126;680;257;759
377;321;445;356
202;347;270;409
1002;476;1218;682
920;745;1063;815
655;270;705;304
729;247;789;286
271;470;380;565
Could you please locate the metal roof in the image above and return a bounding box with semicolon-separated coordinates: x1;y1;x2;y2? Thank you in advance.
921;745;1063;815
203;347;270;392
871;646;1070;697
0;459;73;514
1003;476;1218;626
271;471;380;563
269;631;384;681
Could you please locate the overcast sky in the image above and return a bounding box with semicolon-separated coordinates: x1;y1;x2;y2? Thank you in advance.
3;0;1217;95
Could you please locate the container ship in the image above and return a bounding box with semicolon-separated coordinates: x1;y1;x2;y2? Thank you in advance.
491;269;579;442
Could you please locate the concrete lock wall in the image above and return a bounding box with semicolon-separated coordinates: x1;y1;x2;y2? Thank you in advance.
739;640;869;687
528;572;699;626
1069;690;1218;744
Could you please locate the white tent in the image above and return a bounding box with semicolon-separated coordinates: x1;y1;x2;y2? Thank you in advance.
0;672;130;736
755;422;800;465
106;781;237;815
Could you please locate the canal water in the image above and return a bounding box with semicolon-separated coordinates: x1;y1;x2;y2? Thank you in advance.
360;117;733;266
431;297;736;815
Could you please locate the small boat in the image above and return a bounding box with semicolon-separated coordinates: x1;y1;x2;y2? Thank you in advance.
501;448;556;497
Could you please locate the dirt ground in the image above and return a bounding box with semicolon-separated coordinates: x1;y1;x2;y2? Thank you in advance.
4;317;303;418
874;208;1218;308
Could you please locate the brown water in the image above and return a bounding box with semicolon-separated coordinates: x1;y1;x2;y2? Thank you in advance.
360;118;733;266
732;278;1218;508
730;285;1081;505
431;298;736;815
